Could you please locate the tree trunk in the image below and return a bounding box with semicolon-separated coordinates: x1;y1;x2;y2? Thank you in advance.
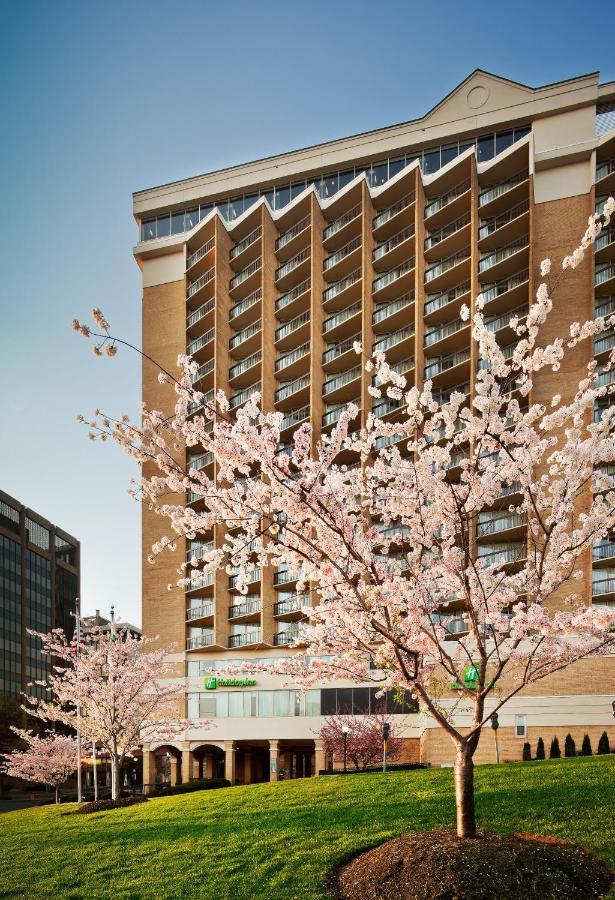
111;755;120;801
55;786;59;805
454;744;476;838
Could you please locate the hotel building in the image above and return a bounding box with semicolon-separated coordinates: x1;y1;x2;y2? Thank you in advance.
133;70;615;786
0;489;80;698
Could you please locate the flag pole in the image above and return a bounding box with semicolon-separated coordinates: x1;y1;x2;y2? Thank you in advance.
76;597;82;804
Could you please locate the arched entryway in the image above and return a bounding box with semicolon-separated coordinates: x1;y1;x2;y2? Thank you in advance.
191;743;226;780
276;739;316;780
152;744;182;786
234;741;270;785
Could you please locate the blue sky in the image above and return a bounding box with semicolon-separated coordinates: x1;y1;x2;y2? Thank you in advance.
0;0;612;626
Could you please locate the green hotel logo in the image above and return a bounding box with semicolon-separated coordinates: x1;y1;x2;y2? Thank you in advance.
451;665;480;691
204;676;256;690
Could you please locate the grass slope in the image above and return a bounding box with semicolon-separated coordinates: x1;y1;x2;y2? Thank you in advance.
1;756;613;899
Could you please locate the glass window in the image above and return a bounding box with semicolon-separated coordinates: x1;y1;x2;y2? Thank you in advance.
187;661;200;677
386;691;405;715
259;690;274;717
216;693;228;717
336;688;353;715
25;518;49;551
441;143;459;168
477;134;495;162
352;687;370;715
228;197;244;220
244;194;258;211
199;695;217;717
188;693;199;718
495;130;514;156
156;214;171;238
215;200;229;220
244;692;258;716
141;218;156;241
185;208;199;230
388;157;406;179
171;211;185;234
405;154;420;169
458;138;475;156
320;688;336;716
369;688;385;715
304;689;320;716
228;692;244;717
199;204;213;221
422;149;440;175
370;161;388;187
322;173;338;198
515;714;526;737
338;170;355;190
290;180;306;200
274;185;290;210
274;690;293;717
514;125;531;142
261;190;274;209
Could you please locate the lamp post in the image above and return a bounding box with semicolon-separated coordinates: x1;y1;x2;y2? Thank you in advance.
382;722;390;773
342;724;349;773
490;712;500;764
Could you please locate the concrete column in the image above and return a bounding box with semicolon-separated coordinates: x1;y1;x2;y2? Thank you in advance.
169;755;179;786
204;754;214;778
314;740;326;777
244;751;253;785
181;747;194;785
142;749;155;795
269;740;280;782
224;741;236;785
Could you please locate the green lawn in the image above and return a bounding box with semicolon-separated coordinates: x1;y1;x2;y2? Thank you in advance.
1;756;613;899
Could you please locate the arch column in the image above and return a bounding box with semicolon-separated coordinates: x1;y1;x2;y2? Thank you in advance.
224;741;237;785
169;755;179;786
269;739;280;782
142;748;155;795
314;740;326;777
181;744;194;785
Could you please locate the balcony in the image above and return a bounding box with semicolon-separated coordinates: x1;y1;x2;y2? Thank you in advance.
373;326;414;356
432;381;470;406
323;235;361;277
230;381;261;410
275;310;310;348
323;203;361;243
190;358;215;385
280;404;310;433
322;365;361;399
187;602;214;621
593;541;615;563
186;540;214;563
274;628;303;646
187;266;215;301
373;397;403;418
372;259;414;301
230;257;262;294
230;319;261;355
424;316;468;349
595;331;615;358
188;390;214;416
276;215;311;254
273;594;309;617
477;511;524;539
478;172;529;214
276;277;311;316
374;354;414;383
484;302;528;335
274;568;298;586
229;630;262;648
424;347;471;381
186;570;215;591
186;237;214;271
323;333;361;371
187;634;214;650
187;297;215;331
373;191;415;235
323;268;362;307
188;451;214;472
230;225;262;265
424;178;471;223
480;269;529;313
477;543;525;567
424;212;471;256
275;247;310;286
592;574;615;598
478;198;530;249
372;291;414;329
322;401;359;428
596;157;615;185
596;229;615;263
323;300;362;338
479;235;529;280
596;263;615;294
424;280;471;320
377;523;412;542
276;374;310;404
187;328;214;357
228;598;262;620
229;288;262;329
424;247;470;288
275;341;310;376
229;350;262;385
373;226;414;270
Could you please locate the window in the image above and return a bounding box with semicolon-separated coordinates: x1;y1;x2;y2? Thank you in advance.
141;218;156;241
274;185;290;210
422;148;440;175
156;214;171;238
388;157;406;180
171;211;185;234
440;142;459;168
199;204;213;221
338;170;355;190
370;162;388;187
515;714;526;737
25;518;49;552
352;687;370;715
0;501;20;535
321;688;336;716
55;534;77;566
477;134;495;162
290;181;306;200
321;174;338;198
185;208;199;230
228;197;244;220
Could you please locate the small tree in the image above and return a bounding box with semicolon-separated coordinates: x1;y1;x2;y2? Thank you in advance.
597;731;610;755
1;729;77;803
25;627;197;800
522;742;532;761
549;737;561;759
564;734;577;757
318;714;403;771
536;737;545;760
581;734;593;756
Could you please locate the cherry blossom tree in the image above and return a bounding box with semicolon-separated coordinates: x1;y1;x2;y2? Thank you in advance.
25;627;193;800
72;197;615;837
318;713;403;771
1;729;77;804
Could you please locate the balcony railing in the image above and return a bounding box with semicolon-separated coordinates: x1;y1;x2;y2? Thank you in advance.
230;257;261;290
187;603;214;620
322;401;358;427
424;280;471;317
323;365;361;396
190;359;215;384
425;247;470;283
425;212;471;251
229;598;262;618
186;237;214;270
229;630;262;648
186;540;214;563
323;203;361;240
274;629;302;646
230;381;261;410
373;259;414;293
594;332;615;355
432;381;470;405
477;341;516;371
377;523;412;541
373;192;415;230
187;297;215;329
479;199;530;240
276;247;310;281
323;333;361;365
477;511;524;537
187;328;214;356
479;235;529;273
274;595;309;615
230;318;261;351
480;269;529;305
187;634;214;649
477;544;524;567
593;542;615;561
276;341;310;373
277;215;310;250
324;236;361;271
596;158;615;182
323;300;362;334
372;291;414;325
274;568;298;586
596;297;615;319
592;576;615;596
424;179;470;218
187;267;215;299
276;310;310;342
229;288;262;322
323;268;362;303
373;398;403;417
229;350;262;380
478;171;528;207
373;226;414;261
276;374;310;403
424;347;471;379
373;326;414;354
187;570;215;589
596;229;615;253
188;391;214;416
484;303;528;334
424;317;467;347
188;452;214;472
374;355;414;382
280;405;310;431
276;278;311;313
230;226;262;261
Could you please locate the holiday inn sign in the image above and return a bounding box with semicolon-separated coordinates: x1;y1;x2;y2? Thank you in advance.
204;676;257;690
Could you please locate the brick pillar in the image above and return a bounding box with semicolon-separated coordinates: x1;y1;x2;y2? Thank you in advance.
224;741;236;785
269;740;280;781
314;740;326;776
142;749;155;795
169;755;179;786
181;746;193;785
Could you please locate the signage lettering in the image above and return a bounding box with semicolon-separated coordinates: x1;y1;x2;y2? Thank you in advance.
204;676;256;690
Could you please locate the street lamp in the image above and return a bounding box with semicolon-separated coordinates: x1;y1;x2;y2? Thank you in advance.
382;722;390;773
342;724;350;773
490;712;500;764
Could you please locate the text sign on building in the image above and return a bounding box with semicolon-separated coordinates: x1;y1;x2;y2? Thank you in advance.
204;676;256;690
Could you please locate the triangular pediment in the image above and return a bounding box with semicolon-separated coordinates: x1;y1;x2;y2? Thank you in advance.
423;69;535;127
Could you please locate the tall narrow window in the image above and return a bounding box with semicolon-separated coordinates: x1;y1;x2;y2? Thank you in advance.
515;714;526;737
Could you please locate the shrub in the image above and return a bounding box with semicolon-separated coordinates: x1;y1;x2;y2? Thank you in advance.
597;731;610;755
581;734;592;756
522;742;532;761
535;737;545;760
564;734;576;757
549;737;561;759
153;777;231;797
74;796;148;815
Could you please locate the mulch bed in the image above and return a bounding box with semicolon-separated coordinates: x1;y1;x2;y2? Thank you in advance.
72;796;148;814
333;829;613;900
